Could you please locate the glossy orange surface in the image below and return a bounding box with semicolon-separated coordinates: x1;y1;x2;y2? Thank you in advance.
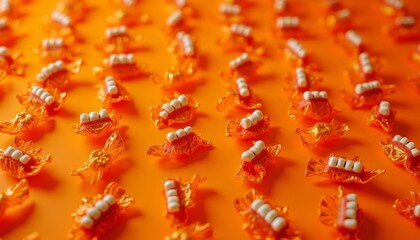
0;0;419;239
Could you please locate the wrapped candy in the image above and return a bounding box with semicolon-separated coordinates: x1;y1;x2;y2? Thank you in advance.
288;90;337;121
165;9;191;34
97;76;130;106
295;119;350;147
218;1;244;24
325;8;352;33
0;17;20;46
273;0;287;16
93;53;146;80
384;15;420;42
342;80;395;109
221;52;262;81
73;109;119;137
0;179;29;217
275;16;305;39
68;181;134;240
380;134;420;177
236;140;282;183
284;38;316;69
0;107;50;135
305;155;385;184
283;67;322;99
319;186;362;240
0;137;51;179
322;0;344;14
234;189;301;239
0;46;24;79
162;174;205;224
150;94;199;129
368;101;396;132
151;64;197;90
0;0;25;19
147;126;212;158
393;191;420;224
337;29;365;55
53;0;91;24
380;0;407;18
96;25;142;55
16;85;67;114
217;77;262;111
226;110;270;140
71;131;124;184
35;59;82;90
34;37;78;63
346;52;383;84
217;23;263;54
164;222;213;240
47;11;80;43
168;31;198;73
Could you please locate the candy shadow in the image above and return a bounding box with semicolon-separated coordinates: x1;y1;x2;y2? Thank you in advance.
102;208;142;240
62;78;95;92
26;170;60;190
20;119;56;142
111;100;139;117
392;121;412;137
164;112;209;130
160;76;206;94
86;125;129;149
0;202;35;235
358;213;378;240
309;137;362;156
186;188;217;225
157;147;214;169
53;107;77;118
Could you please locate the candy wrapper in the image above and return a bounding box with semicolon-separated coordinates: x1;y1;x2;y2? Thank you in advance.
35;37;78;63
337;29;365;55
0;137;51;179
216;77;262;111
236;140;282;183
380;0;406;18
305;155;384;184
380;134;420;177
16;85;67;114
295;119;350;147
168;31;199;73
107;0;150;27
165;9;192;34
0;17;20;46
283;38;317;70
346;52;383;84
150;94;199;129
218;2;244;25
234;189;301;240
35;59;81;90
342;80;395;109
164;222;213;240
217;23;263;54
393;191;420;224
93;53;146;80
226;110;270;140
325;8;352;33
97;76;130;106
384;16;420;42
151;63;197;90
368;101;396;132
288;90;337;121
96;25;142;55
0;107;50;135
0;0;25;19
283;67;322;99
71;131;124;184
162;174;205;225
0;179;29;217
0;46;25;79
147;126;213;158
275;16;305;39
221;52;262;80
68;181;134;240
319;186;362;240
47;11;80;43
54;0;91;24
73;109;119;138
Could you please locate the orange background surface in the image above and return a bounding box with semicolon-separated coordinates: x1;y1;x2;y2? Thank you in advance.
0;0;420;239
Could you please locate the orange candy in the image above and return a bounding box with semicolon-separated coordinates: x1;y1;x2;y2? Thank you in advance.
164;222;213;240
384;15;420;42
35;59;82;90
295;119;350;147
0;179;29;218
96;25;142;55
35;37;78;63
97;76;130;107
346;52;383;85
0;18;20;46
221;52;262;80
216;77;262;112
0;46;25;79
283;66;322;99
152;64;198;90
288;91;338;121
393;191;420;225
217;23;263;54
93;53;147;80
16;85;67;114
0;107;51;136
73;109;119;138
342;81;395;109
325;8;352;33
226;110;270;140
368;101;396;133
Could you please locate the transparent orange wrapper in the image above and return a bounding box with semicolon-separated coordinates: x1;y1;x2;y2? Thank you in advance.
216;84;262;112
0;137;51;179
0;107;50;136
0;0;26;19
218;3;245;25
384;19;420;42
380;1;407;18
16;85;67;114
216;25;263;54
0;18;20;46
96;29;142;55
168;32;199;72
234;189;301;240
295;119;350;147
71;131;125;184
283;43;317;70
319;186;362;240
54;0;92;24
36;59;82;90
68;181;134;240
46;13;81;44
380;137;420;177
147;131;213;159
34;39;78;63
275;21;305;40
325;9;352;33
342;84;395;109
393;191;420;225
0;48;25;79
407;72;420;94
305;155;384;184
73;110;119;138
165;9;193;35
93;56;147;80
150;94;199;129
346;55;383;85
0;179;29;217
335;31;366;56
97;78;130;106
288;96;338;121
221;56;262;80
151;63;197;90
164;222;213;240
226;116;270;140
283;69;322;99
162;175;205;225
368;105;396;133
236;142;282;183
